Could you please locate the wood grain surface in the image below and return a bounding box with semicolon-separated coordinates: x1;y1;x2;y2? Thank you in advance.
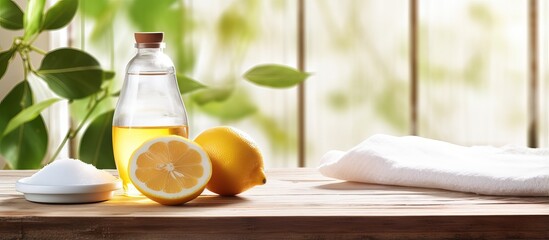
1;168;549;239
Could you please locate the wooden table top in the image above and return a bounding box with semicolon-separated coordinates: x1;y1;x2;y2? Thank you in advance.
1;168;549;239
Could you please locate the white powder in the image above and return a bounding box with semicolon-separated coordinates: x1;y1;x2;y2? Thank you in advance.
26;159;117;185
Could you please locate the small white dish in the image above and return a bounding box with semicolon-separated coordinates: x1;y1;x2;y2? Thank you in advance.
16;177;122;204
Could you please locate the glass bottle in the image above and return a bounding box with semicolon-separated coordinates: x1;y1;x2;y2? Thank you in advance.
112;32;188;196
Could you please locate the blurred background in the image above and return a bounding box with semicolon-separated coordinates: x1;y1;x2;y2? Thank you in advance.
1;0;549;168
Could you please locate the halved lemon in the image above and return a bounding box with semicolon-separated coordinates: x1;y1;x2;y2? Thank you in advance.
128;135;212;205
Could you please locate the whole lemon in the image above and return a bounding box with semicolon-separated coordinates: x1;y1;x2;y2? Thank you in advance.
194;126;266;196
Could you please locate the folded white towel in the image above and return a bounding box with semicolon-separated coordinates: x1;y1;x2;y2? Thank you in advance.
319;134;549;196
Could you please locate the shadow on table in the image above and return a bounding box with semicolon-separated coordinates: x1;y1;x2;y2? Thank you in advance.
188;195;250;206
315;181;411;191
109;194;250;208
314;181;549;204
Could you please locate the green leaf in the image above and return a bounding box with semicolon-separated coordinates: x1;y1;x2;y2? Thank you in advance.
374;83;408;132
110;91;120;97
127;0;195;73
0;49;15;79
0;117;47;169
254;113;297;153
0;0;23;30
79;110;116;169
244;64;310;88
103;70;115;80
0;81;28;135
3;98;61;136
79;0;117;42
217;5;257;46
37;48;103;99
0;81;47;169
191;87;233;105
79;0;109;17
128;0;178;31
23;0;46;41
176;74;205;94
42;0;78;30
199;88;257;121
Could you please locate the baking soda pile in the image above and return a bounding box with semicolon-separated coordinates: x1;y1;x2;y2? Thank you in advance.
26;159;116;185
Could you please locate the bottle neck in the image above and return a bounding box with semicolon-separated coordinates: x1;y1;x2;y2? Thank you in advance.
136;47;164;55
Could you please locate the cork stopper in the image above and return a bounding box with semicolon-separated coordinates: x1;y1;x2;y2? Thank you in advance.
134;32;165;48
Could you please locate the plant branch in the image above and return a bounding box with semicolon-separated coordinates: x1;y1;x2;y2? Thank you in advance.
27;34;41;47
19;51;29;79
47;130;72;164
45;91;109;164
29;45;47;55
74;94;107;136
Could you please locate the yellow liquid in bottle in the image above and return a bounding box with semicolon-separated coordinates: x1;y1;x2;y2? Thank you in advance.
112;125;188;196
